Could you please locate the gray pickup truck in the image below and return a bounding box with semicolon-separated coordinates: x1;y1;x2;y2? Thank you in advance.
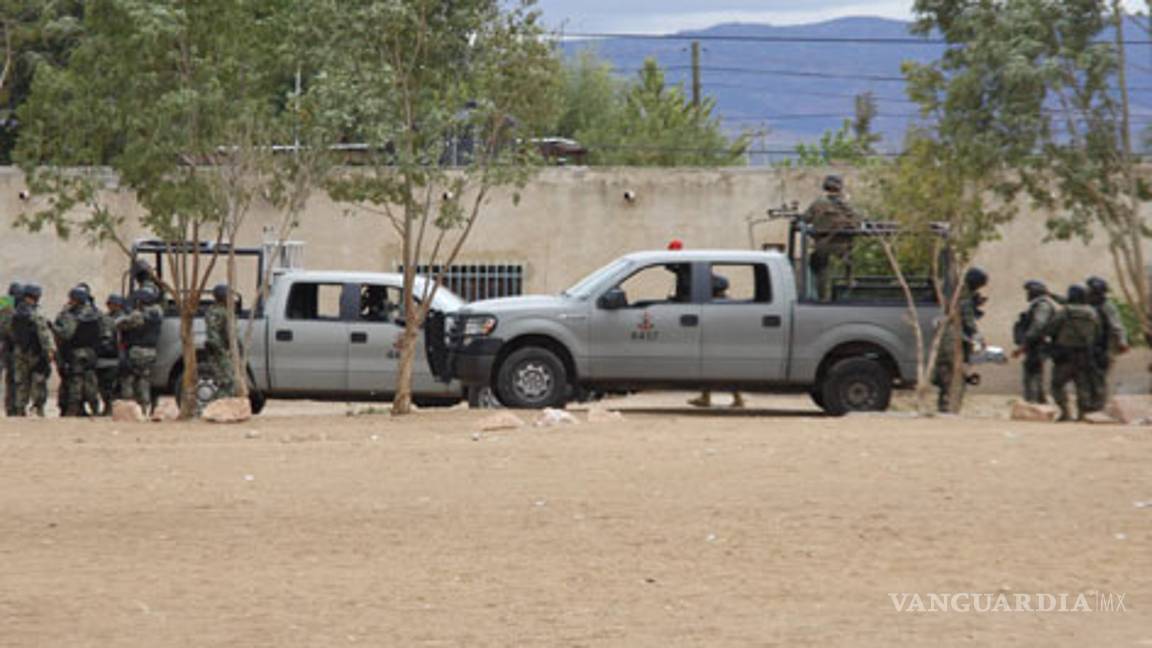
443;249;940;415
150;270;464;411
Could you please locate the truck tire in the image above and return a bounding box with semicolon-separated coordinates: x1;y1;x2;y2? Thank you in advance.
819;357;891;416
495;346;569;409
809;388;825;411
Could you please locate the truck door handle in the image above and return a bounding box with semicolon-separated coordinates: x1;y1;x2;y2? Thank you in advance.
350;332;368;344
680;314;699;327
762;315;782;328
275;329;293;342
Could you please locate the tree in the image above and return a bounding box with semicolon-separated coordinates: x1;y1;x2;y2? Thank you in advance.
0;0;83;162
15;0;287;418
552;49;621;140
911;0;1152;343
315;0;562;415
577;58;748;166
862;132;1003;413
787;93;881;167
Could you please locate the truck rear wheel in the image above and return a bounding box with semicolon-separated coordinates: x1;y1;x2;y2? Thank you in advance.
495;347;569;409
819;357;891;416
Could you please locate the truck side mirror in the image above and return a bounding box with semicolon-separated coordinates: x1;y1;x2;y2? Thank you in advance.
597;288;628;310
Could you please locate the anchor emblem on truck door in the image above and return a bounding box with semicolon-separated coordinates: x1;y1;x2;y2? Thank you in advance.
631;311;659;341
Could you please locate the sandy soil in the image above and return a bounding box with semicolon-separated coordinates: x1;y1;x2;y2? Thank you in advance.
1;393;1150;647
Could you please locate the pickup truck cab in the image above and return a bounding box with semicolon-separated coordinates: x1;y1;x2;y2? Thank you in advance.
445;249;939;415
151;270;464;410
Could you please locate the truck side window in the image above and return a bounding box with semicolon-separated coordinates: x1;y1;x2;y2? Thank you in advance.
286;283;344;320
616;263;691;308
359;284;403;322
707;264;771;304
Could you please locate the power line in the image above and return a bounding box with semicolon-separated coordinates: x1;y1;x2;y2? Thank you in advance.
560;31;1152;47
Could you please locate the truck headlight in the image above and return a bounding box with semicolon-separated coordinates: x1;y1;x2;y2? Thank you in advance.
463;316;498;337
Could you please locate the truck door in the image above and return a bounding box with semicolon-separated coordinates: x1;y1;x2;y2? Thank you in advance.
589;262;702;381
348;282;447;396
270;281;350;392
347;283;403;396
700;262;789;381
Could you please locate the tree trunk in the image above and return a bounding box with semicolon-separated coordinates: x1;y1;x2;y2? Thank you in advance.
391;318;422;415
226;247;248;398
178;301;199;419
946;317;966;413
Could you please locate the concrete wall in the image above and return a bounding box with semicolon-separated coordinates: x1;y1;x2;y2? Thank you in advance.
2;165;1149;393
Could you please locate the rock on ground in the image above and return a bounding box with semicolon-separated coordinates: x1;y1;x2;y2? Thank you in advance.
151;399;180;422
535;408;578;427
111;400;147;423
1104;395;1152;425
1010;400;1060;423
202;398;252;424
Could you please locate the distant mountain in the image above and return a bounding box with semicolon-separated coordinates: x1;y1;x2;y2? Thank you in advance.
561;16;1152;163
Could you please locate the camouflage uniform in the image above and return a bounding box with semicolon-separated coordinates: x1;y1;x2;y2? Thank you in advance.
1086;299;1127;413
95;307;122;415
116;301;163;411
1017;293;1058;403
55;302;102;416
933;289;979;413
203;302;235;398
11;302;55;416
1049;302;1100;421
0;296;14;416
802;192;859;301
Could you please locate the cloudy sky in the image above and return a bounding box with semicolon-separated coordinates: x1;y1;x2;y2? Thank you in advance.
534;0;1148;34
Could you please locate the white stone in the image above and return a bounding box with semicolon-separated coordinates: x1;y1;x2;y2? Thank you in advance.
534;408;578;427
1009;400;1059;423
111;400;146;423
202;398;252;424
1105;395;1152;425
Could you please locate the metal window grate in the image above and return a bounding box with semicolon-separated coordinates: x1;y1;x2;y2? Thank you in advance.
405;263;525;303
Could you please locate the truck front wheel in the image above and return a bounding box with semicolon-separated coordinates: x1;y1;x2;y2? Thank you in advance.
495;347;569;409
819;357;891;416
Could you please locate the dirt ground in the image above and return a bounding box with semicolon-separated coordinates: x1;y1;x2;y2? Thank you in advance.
1;392;1150;647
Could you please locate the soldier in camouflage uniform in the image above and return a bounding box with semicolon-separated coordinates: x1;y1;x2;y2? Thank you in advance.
116;286;163;412
802;175;860;301
0;282;20;416
934;267;988;413
1084;277;1129;413
1012;280;1058;403
204;284;235;399
10;284;55;417
54;286;103;416
96;294;126;415
1049;284;1101;422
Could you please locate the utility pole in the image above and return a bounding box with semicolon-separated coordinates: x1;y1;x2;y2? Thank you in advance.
691;40;701;109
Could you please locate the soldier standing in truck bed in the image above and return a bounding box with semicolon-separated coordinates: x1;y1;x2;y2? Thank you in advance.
802;175;860;301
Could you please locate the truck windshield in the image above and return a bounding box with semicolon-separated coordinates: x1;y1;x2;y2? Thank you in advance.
562;259;633;299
